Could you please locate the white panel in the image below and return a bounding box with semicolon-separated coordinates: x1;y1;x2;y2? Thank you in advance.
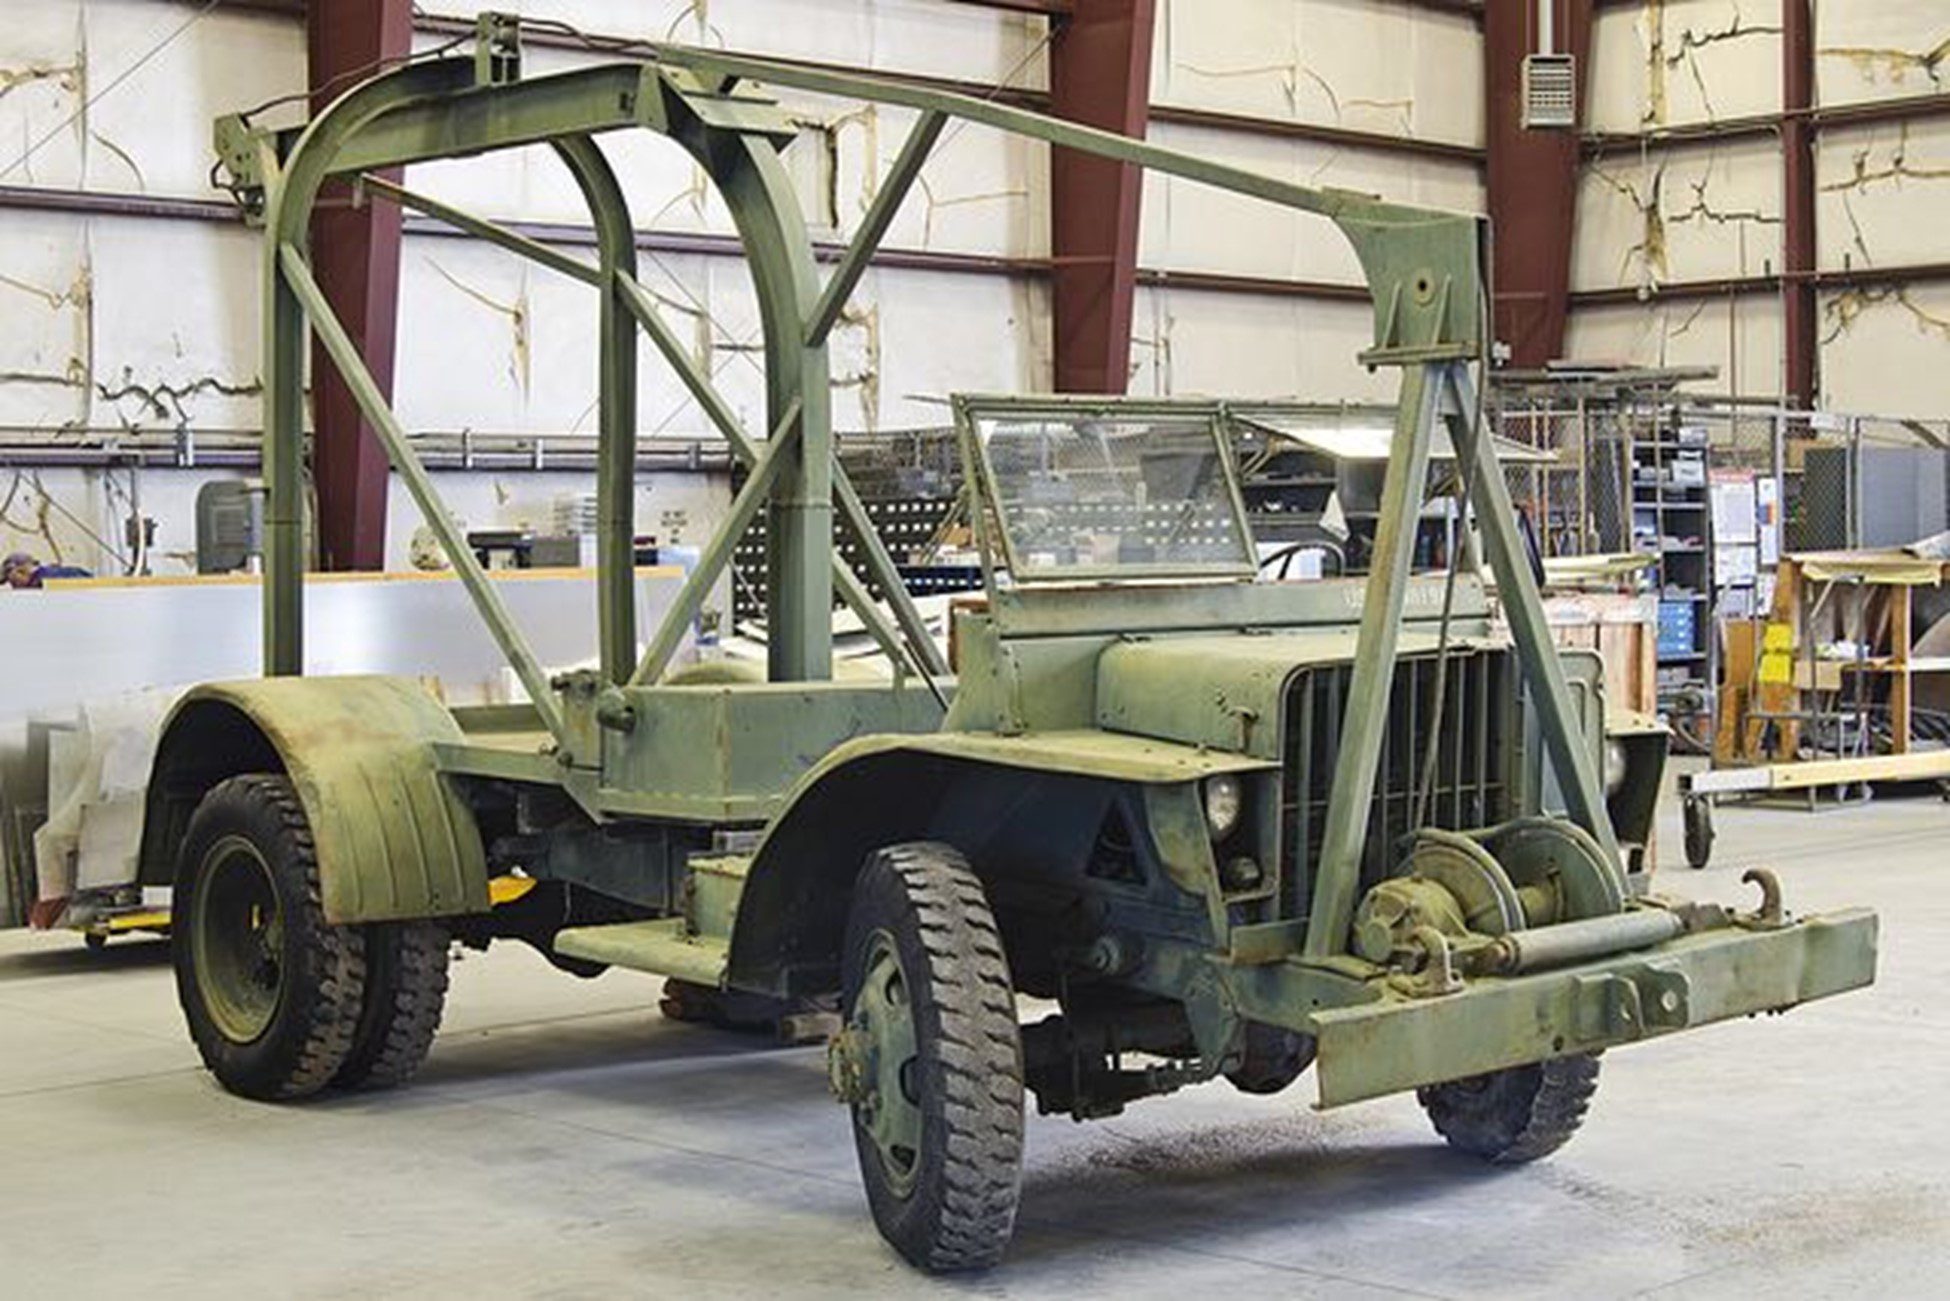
0;209;90;429
1588;0;1782;134
846;104;1048;260
0;466;115;575
84;217;261;434
80;1;303;199
1817;119;1950;271
1142;120;1482;287
851;266;1048;427
398;52;1043;261
396;232;602;437
1153;0;1482;148
1129;286;1391;406
0;0;86;190
1819;282;1950;420
0;2;301;200
0;210;258;437
1567;296;1783;398
1816;3;1950;109
1573;136;1781;293
0;566;692;720
416;0;1048;88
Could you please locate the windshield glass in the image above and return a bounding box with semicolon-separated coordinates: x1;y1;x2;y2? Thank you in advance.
971;409;1254;580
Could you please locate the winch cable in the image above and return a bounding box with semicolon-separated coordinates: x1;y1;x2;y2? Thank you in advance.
1411;311;1493;834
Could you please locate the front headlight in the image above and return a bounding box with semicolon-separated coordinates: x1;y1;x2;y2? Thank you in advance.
1603;739;1628;797
1203;774;1243;841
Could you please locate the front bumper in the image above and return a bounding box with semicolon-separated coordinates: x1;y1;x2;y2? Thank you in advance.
1307;908;1877;1108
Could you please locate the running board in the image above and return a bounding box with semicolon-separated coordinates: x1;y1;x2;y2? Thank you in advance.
552;918;729;987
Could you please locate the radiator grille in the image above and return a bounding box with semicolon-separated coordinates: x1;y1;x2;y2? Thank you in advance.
1281;649;1515;918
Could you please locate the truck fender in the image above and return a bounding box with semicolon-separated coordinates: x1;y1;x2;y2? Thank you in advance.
724;730;1271;997
139;676;489;924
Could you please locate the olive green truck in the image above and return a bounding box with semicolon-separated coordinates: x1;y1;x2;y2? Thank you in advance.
149;16;1876;1272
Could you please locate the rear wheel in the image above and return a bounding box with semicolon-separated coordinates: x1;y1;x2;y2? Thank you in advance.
1417;1053;1601;1164
333;921;450;1091
174;775;366;1101
833;843;1024;1273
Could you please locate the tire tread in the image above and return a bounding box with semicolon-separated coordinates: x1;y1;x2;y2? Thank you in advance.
1418;1052;1601;1164
851;842;1024;1272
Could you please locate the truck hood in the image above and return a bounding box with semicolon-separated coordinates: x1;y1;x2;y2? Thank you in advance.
1094;629;1502;760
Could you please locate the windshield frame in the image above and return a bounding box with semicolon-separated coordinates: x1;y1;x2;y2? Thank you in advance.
952;395;1259;587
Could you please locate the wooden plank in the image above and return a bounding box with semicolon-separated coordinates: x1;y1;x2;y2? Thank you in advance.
1717;618;1759;762
1770;750;1950;790
1691;748;1950;794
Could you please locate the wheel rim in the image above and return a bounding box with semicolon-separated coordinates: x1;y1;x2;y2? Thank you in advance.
192;835;284;1043
850;930;923;1197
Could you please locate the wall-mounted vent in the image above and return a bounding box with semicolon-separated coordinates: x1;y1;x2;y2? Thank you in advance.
1523;53;1578;130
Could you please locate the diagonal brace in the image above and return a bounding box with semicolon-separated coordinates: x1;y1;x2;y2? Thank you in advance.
278;243;570;746
806;109;946;349
1443;364;1624;876
361;174;601;287
615;270;949;681
629;398;805;688
1302;363;1441;959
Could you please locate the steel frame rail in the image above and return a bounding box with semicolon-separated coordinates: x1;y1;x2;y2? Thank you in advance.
220;12;1621;957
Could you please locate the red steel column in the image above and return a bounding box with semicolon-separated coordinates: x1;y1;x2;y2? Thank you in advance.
308;0;411;570
1485;0;1593;367
1049;0;1157;394
1783;0;1817;412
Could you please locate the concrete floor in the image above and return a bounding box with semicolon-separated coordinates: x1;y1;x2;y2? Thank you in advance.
2;779;1946;1299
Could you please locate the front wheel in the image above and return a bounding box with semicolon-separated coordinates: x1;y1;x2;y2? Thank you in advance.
1417;1053;1601;1164
832;843;1024;1273
173;775;367;1101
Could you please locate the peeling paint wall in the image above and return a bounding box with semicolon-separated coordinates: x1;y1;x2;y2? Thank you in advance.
1136;0;1484;402
0;0;1483;575
1576;1;1950;418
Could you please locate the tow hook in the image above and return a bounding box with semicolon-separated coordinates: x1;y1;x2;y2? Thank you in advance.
1741;869;1786;930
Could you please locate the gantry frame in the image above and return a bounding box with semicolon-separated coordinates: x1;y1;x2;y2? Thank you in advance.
213;12;1624;951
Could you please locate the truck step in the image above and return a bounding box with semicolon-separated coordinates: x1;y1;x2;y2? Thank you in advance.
551;918;729;986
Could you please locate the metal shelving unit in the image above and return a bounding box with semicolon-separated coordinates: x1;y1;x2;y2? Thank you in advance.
1631;424;1713;705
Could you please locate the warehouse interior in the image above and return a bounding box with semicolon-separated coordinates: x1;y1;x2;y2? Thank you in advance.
1;1;1946;1294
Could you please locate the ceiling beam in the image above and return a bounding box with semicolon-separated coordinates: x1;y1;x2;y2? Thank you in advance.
307;0;411;571
1487;1;1594;368
940;0;1073;15
1584;91;1950;157
1783;0;1816;413
0;184;1388;305
1571;261;1950;308
1048;0;1158;394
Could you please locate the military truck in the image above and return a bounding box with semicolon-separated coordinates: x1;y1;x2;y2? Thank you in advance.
152;16;1876;1272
